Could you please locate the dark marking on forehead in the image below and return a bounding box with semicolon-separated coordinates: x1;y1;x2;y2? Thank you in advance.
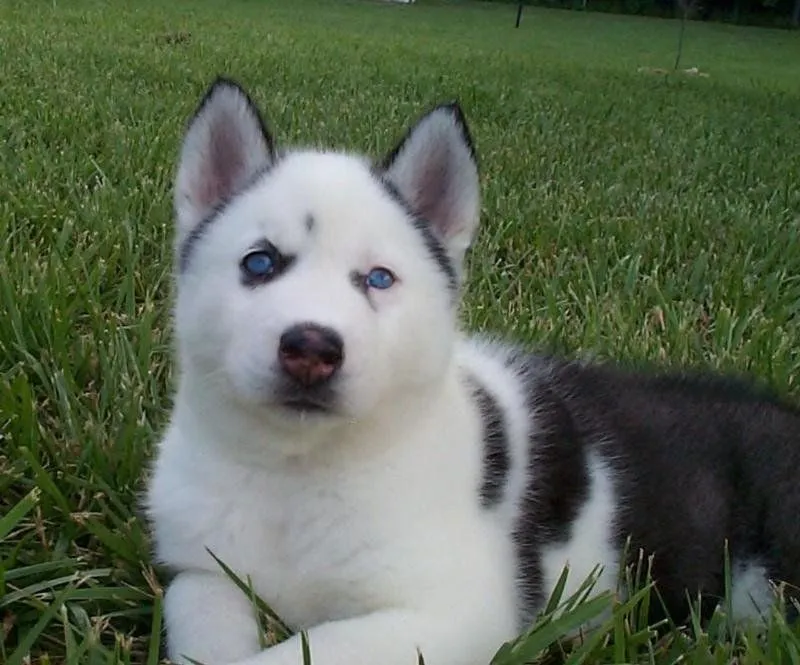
375;177;458;296
305;214;315;233
178;162;275;273
466;374;511;509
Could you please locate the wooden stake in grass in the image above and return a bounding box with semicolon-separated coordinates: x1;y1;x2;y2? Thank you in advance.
673;0;696;70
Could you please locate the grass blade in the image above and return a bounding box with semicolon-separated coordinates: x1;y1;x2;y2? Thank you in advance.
0;488;40;542
206;548;292;640
7;585;76;665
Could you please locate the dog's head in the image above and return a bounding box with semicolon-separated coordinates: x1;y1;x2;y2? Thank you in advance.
172;78;480;427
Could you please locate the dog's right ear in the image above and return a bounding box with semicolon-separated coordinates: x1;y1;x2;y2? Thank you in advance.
174;78;276;239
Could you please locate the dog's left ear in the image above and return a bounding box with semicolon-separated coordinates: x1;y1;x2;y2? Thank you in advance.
382;103;479;263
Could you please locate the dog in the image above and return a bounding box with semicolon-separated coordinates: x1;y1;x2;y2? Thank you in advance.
146;77;800;665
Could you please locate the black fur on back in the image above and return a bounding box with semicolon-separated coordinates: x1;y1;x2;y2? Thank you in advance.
513;379;591;619
466;375;511;509
514;354;800;624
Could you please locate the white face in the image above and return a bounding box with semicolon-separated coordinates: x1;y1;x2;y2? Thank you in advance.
176;152;458;424
172;80;480;430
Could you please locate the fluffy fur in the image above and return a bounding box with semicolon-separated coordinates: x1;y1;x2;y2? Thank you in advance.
146;78;800;665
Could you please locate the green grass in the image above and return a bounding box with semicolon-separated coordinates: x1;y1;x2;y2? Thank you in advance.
1;0;800;662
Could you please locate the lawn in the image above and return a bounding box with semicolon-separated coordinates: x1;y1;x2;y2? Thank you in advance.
1;0;800;662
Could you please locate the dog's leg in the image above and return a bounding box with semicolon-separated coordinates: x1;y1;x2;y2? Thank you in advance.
164;570;264;665
232;610;481;665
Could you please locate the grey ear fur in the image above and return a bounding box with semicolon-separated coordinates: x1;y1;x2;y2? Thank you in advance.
381;102;480;263
174;77;276;241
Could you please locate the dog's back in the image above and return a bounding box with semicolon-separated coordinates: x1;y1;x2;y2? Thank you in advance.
494;349;800;623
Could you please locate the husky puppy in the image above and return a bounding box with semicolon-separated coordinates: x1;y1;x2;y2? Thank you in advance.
146;78;800;665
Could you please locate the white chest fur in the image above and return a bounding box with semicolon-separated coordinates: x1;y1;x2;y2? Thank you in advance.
154;449;388;627
146;379;517;634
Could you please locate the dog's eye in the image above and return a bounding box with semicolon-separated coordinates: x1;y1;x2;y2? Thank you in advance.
242;250;276;280
365;267;395;290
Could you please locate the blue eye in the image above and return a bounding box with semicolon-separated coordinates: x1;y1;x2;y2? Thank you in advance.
242;251;275;279
366;267;396;290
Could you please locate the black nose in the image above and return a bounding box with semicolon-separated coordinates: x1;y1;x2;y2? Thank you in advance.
278;324;344;387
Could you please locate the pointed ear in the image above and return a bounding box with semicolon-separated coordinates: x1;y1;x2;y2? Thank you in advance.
381;102;480;262
174;77;276;240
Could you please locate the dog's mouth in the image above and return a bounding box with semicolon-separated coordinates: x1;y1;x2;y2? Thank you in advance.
280;397;332;414
275;384;338;415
